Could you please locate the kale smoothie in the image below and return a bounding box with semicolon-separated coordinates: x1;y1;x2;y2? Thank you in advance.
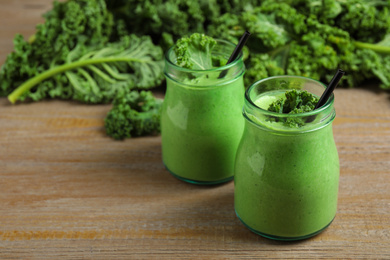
161;34;245;184
234;76;340;240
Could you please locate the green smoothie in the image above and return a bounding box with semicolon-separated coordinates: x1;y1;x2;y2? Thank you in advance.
234;76;340;240
162;75;245;183
162;37;245;184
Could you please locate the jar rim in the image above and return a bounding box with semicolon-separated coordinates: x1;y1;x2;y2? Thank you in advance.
245;75;334;118
243;75;336;133
165;39;244;73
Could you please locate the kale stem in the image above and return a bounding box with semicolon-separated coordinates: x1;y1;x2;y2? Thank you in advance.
353;41;390;54
7;57;144;103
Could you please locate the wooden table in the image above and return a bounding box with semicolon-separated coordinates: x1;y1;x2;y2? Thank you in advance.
1;1;389;259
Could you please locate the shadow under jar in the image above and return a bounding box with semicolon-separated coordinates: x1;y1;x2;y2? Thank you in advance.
161;40;245;185
234;76;340;241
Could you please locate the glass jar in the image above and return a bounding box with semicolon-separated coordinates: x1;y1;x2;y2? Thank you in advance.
161;40;245;185
234;76;340;240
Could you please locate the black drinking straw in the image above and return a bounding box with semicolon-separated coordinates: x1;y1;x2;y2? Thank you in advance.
218;31;251;78
314;69;345;110
306;69;345;123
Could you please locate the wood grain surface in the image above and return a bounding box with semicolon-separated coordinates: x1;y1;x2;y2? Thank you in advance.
0;1;389;259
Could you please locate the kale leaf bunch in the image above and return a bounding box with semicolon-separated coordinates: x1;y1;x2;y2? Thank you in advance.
205;0;390;89
2;0;390;139
104;89;163;140
1;0;164;104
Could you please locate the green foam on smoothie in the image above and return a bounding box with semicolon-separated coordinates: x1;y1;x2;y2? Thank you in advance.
254;91;285;109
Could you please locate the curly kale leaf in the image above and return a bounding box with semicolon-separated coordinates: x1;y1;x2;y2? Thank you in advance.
268;89;319;127
6;34;164;104
106;0;265;50
104;89;163;140
346;46;390;89
0;0;115;98
268;89;318;114
173;33;217;70
106;0;205;45
336;0;390;43
287;0;343;22
37;0;114;52
244;53;285;84
207;3;300;53
278;0;390;42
